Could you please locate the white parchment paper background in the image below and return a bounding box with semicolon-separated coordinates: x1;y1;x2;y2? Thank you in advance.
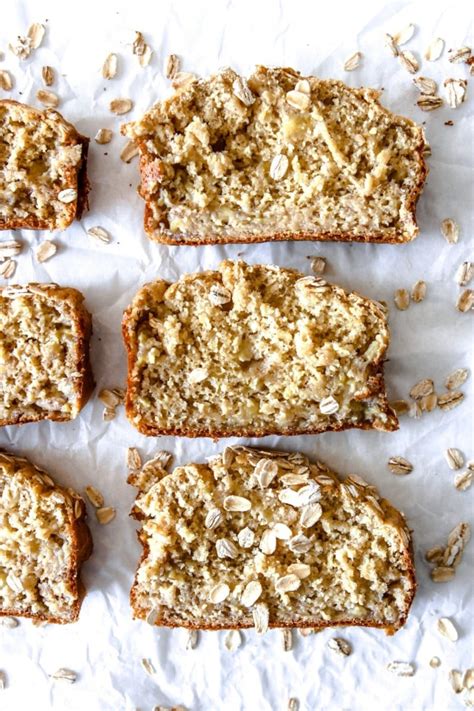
1;0;473;709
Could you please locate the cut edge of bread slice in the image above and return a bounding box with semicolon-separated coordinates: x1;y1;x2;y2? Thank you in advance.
123;65;427;246
0;450;92;624
122;260;398;438
0;283;94;427
0;100;90;231
128;446;416;635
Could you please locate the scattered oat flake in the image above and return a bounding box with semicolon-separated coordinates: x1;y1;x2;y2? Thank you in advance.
454;470;473;491
139;45;153;68
385;34;399;57
438;391;464;411
288;699;299;711
449;669;464;693
36;89;59;108
445;448;464;471
456;262;473;287
393;24;415;45
390;399;409;415
388;456;413;475
120;140;139;163
87;226;110;243
409;378;433;400
394;288;410;310
0;240;21;258
132;31;147;56
27;23;45;49
413;76;437;95
0;70;13;91
110;98;133;115
444;79;467;109
0;259;17;279
224;629;242;651
282;628;293;651
387;661;415;677
165;54;181;79
327;637;352;656
186;629;198;650
36;240;56;263
103;407;115;421
437;617;458;642
50;668;77;683
141;658;156;676
96;506;116;525
448;46;471;63
445;368;469;390
0;616;19;628
441;219;459;244
420;393;437;412
431;566;455;583
85;485;104;508
344;52;362;71
464;669;474;690
42;65;54;86
95;128;113;145
310;256;326;275
425;37;444;61
456;290;474;312
102;53;118;80
398;50;419;74
430;656;441;668
411;280;427;302
0;671;6;690
99;388;123;408
171;72;197;90
425;546;445;564
417;95;443;111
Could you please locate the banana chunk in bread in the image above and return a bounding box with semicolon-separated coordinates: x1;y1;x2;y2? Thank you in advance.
129;446;415;634
0;450;92;623
122;261;398;437
122;65;426;245
0;283;93;426
0;100;89;230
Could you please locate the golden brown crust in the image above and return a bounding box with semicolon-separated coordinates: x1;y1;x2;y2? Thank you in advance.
125;67;428;246
0;283;95;427
122;263;398;437
129;447;416;634
0;451;93;624
0;99;90;231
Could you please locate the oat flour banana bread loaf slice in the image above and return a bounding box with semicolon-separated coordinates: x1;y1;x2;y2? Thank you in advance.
0;450;92;623
122;65;427;245
122;260;398;437
129;446;415;634
0;283;93;426
0;100;89;230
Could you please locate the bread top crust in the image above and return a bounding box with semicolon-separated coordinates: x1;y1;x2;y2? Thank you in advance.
129;446;416;633
0;99;89;230
123;66;427;245
123;260;398;436
0;283;94;426
0;450;92;623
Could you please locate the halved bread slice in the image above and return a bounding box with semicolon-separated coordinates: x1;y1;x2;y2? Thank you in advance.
0;283;94;426
0;450;92;623
122;260;398;437
0;100;89;230
122;65;427;245
129;446;416;634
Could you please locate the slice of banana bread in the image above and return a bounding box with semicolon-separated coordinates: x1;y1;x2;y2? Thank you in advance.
0;450;92;623
122;260;398;437
129;446;415;634
122;65;427;245
0;283;93;426
0;100;89;230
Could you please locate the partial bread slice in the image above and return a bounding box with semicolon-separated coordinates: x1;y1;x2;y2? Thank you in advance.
0;450;92;623
0;283;94;426
122;260;398;437
129;446;416;634
122;65;427;245
0;100;89;230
